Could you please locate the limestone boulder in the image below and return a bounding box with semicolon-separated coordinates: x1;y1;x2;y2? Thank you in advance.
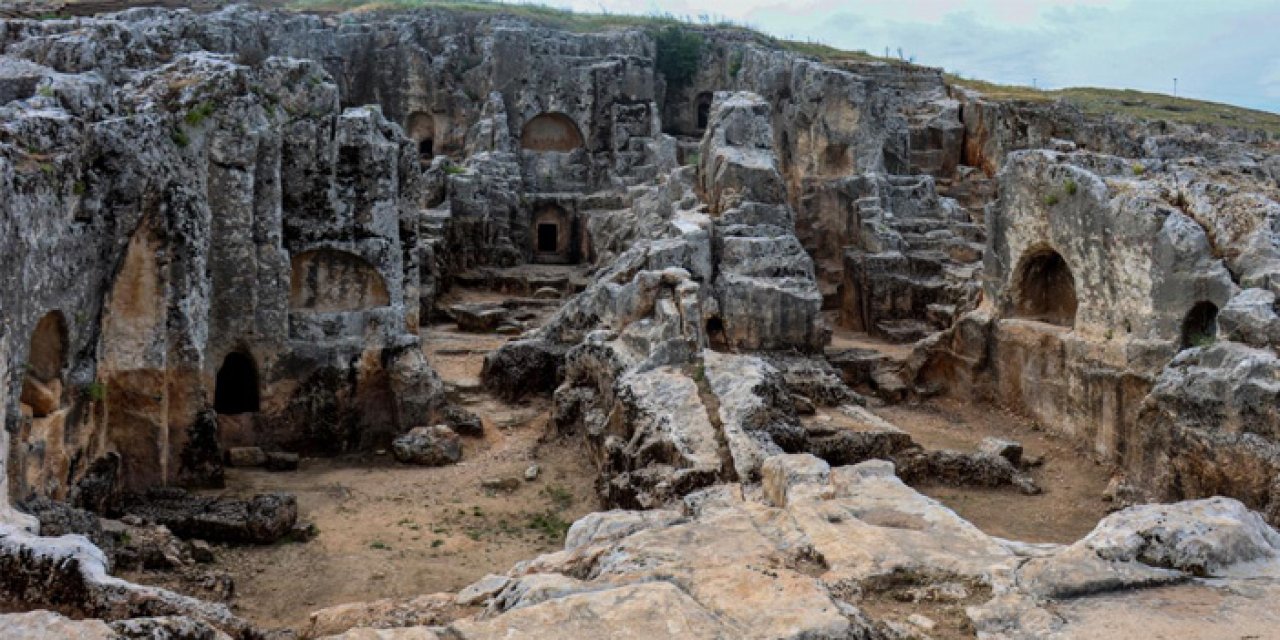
392;426;462;467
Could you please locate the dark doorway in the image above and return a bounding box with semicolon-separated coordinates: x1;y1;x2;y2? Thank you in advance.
418;138;434;159
696;92;713;130
537;223;559;253
1012;249;1077;327
215;352;260;415
1180;301;1219;350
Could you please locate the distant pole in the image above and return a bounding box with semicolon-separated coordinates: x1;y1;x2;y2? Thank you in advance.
1032;78;1037;90
1173;77;1178;98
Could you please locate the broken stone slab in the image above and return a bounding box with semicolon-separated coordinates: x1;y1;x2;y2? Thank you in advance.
441;405;483;437
978;437;1024;466
480;477;521;493
451;303;508;333
123;488;298;545
762;454;831;507
226;447;267;468
265;452;300;472
392;426;462;467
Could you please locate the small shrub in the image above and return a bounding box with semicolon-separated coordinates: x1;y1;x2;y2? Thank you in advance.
1131;163;1145;175
369;540;390;550
172;129;190;148
37;85;54;98
653;25;704;91
729;52;744;78
443;164;467;175
184;102;216;127
527;511;570;540
39;163;54;176
73;181;86;196
1063;178;1078;196
431;539;444;548
1043;193;1059;206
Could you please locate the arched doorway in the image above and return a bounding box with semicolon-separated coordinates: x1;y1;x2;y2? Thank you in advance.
214;351;260;415
20;311;67;417
1180;301;1219;350
1012;249;1077;327
695;92;713;130
520;113;584;152
406;112;436;161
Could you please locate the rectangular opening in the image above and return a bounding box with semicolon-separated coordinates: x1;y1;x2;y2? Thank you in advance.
537;223;558;253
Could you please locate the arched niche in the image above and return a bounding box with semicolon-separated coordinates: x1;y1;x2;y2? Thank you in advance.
20;311;67;417
520;112;584;152
1180;301;1219;350
695;92;713;130
406;111;436;160
289;248;390;312
532;205;575;264
1011;248;1078;327
214;351;259;415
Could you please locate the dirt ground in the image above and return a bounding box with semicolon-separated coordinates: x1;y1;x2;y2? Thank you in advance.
877;397;1114;544
128;290;599;631
120;290;1109;630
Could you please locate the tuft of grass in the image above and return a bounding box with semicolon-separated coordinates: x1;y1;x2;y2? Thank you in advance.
541;485;573;511
431;538;444;547
728;52;743;78
1131;163;1146;175
369;540;390;550
184;102;216;127
82;381;106;402
1043;193;1060;207
171;129;190;148
443;164;467;175
37;85;54;98
526;511;570;540
1063;178;1078;196
73;181;86;196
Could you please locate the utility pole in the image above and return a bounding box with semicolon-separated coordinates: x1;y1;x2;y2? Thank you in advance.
1173;77;1178;98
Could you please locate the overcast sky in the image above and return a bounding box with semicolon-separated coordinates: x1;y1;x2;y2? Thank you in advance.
538;0;1280;113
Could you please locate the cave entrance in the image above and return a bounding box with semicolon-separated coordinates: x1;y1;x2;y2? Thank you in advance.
19;311;67;418
706;317;728;351
407;111;437;162
537;223;559;253
1012;249;1077;327
214;351;260;415
1180;301;1219;350
532;204;576;264
696;92;713;130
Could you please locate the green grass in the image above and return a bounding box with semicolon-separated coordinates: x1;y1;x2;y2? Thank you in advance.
282;0;1278;136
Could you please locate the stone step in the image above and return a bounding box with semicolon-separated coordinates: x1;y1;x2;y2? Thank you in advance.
874;319;937;344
